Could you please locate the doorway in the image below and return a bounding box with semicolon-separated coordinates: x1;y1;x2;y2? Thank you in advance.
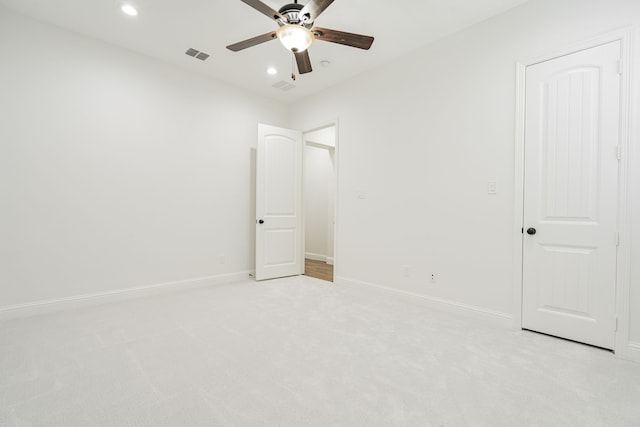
303;125;336;282
520;41;622;350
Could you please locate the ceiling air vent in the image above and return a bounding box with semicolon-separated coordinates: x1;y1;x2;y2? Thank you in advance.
185;48;210;61
272;80;296;92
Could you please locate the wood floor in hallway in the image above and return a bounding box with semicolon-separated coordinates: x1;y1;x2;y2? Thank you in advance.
304;258;333;282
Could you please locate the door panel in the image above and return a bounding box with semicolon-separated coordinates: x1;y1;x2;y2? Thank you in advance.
264;229;296;266
541;67;600;221
523;42;621;349
256;124;302;281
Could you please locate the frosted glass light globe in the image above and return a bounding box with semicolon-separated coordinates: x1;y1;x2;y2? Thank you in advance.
276;24;314;53
121;4;138;16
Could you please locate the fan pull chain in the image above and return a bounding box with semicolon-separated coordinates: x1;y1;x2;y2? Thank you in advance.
291;53;296;81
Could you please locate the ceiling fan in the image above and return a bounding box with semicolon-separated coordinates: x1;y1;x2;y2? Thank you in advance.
226;0;375;76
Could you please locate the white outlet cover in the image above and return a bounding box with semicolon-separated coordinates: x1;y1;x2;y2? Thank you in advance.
487;181;497;195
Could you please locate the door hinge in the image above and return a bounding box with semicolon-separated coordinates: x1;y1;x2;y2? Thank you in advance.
617;146;622;160
617;59;623;75
616;231;620;246
615;316;618;332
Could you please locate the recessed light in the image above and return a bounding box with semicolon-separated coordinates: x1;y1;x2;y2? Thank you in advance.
267;67;278;75
121;4;138;16
320;60;331;68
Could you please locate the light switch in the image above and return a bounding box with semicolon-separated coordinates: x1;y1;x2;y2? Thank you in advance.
488;181;497;195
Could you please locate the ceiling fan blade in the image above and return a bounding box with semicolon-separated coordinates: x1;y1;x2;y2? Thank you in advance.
226;31;277;52
312;27;374;50
239;0;283;21
295;50;313;74
299;0;335;23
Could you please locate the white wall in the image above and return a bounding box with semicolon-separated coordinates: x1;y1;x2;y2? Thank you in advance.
0;7;288;307
304;143;335;262
290;0;640;345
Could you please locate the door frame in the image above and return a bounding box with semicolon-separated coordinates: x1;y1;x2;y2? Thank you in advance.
301;119;340;279
512;28;634;359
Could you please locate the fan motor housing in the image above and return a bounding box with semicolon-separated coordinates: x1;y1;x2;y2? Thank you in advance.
278;3;312;27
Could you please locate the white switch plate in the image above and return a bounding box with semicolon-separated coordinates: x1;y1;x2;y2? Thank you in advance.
488;181;497;195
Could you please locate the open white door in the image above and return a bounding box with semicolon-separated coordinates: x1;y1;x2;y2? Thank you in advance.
522;41;621;349
255;124;303;281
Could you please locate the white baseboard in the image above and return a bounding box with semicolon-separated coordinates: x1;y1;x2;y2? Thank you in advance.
305;252;328;262
625;341;640;363
336;276;513;327
326;257;334;266
0;271;251;320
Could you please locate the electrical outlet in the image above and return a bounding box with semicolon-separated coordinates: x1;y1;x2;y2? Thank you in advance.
402;265;410;277
431;273;437;283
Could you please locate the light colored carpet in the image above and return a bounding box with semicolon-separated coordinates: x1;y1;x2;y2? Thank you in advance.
1;275;639;426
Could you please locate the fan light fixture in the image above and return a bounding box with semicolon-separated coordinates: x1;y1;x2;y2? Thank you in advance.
226;0;375;77
121;4;138;16
276;25;314;53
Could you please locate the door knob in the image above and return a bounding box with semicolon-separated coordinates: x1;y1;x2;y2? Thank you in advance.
527;227;537;235
258;219;264;224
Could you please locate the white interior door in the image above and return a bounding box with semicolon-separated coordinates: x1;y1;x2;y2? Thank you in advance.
522;41;621;349
255;124;302;281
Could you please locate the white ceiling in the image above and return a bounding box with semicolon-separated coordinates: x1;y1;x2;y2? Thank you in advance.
0;0;528;103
